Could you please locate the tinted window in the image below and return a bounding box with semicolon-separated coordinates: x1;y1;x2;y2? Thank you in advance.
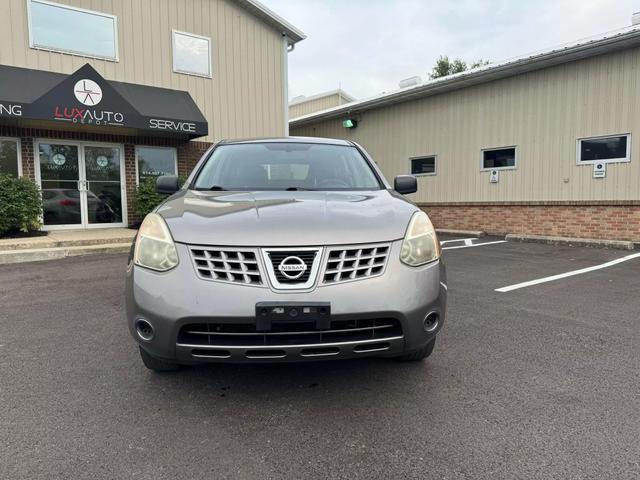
173;31;211;77
0;140;19;176
483;147;516;169
30;0;118;60
194;143;382;191
136;147;177;182
579;135;628;162
411;156;436;175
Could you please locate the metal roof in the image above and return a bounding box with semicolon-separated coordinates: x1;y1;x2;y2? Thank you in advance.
236;0;306;44
290;25;640;126
289;89;356;106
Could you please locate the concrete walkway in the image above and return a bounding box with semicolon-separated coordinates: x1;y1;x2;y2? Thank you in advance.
0;228;136;264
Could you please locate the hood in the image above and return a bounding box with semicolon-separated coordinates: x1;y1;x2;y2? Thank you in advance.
157;189;419;247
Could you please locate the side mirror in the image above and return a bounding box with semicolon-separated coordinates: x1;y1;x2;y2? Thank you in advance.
156;175;180;194
394;175;417;195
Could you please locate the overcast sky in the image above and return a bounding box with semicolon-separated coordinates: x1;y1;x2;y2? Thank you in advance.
266;0;639;101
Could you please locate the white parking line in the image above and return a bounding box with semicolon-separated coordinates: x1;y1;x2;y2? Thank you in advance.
442;240;507;251
495;252;640;293
440;237;478;245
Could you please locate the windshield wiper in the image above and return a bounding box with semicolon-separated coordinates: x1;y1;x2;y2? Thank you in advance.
207;186;227;191
285;187;315;191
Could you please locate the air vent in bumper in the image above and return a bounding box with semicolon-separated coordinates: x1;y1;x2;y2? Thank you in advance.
178;318;403;347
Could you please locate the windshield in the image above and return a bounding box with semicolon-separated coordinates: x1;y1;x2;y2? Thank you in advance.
192;143;383;191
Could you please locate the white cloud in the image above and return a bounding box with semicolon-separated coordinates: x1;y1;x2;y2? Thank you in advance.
266;0;639;100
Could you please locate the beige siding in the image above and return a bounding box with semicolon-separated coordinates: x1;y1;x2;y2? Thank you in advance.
0;0;286;142
292;48;640;203
289;93;349;119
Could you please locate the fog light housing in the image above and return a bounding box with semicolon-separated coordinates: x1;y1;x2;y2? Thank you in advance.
423;312;439;333
135;318;154;341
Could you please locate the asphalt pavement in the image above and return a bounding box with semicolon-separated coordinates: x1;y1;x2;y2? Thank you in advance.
1;239;639;479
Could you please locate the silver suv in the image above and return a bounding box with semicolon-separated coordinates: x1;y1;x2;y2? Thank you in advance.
126;137;446;372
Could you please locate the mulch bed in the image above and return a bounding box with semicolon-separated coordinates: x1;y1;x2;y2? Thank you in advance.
0;230;49;240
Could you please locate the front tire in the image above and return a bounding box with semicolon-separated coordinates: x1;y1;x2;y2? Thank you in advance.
139;346;180;372
395;337;436;362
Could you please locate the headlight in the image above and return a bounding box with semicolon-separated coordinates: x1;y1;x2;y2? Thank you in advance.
400;211;441;266
134;213;179;271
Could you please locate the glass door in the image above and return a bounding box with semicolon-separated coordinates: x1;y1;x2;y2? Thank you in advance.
38;143;83;227
37;141;126;229
84;146;124;226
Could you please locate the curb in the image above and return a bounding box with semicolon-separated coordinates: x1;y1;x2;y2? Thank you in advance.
505;234;635;251
0;235;136;251
436;229;486;237
0;243;132;265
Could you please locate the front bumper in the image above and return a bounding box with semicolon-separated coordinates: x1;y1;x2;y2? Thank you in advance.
126;241;447;364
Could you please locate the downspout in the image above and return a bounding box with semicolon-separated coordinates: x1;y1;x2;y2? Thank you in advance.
282;35;292;136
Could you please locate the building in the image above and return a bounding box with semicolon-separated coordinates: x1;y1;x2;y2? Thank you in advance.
290;25;640;242
289;89;355;119
0;0;304;229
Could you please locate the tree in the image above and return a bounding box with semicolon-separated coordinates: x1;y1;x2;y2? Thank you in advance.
429;56;490;79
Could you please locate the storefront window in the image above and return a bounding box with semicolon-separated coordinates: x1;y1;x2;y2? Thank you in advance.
136;147;178;183
0;139;20;176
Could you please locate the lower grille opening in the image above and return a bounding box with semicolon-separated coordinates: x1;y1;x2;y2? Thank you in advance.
191;349;231;358
245;349;286;359
301;347;340;357
354;342;390;353
178;318;403;347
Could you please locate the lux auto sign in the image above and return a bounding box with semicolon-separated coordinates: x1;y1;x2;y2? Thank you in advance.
0;63;207;136
149;118;197;133
52;78;125;127
0;103;23;117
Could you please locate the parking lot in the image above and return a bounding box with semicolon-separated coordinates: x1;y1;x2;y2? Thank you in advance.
1;238;639;479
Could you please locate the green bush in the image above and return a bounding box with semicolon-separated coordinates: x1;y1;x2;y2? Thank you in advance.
0;174;43;235
133;176;186;219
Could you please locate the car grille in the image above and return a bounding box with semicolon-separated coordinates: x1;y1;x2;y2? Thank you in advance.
188;243;391;288
262;248;322;289
266;250;317;284
323;244;390;284
189;247;262;285
177;318;403;346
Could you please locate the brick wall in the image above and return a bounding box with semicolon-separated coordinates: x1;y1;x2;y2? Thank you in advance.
421;203;640;242
0;125;212;226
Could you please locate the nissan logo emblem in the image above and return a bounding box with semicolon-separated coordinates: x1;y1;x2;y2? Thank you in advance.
278;256;307;280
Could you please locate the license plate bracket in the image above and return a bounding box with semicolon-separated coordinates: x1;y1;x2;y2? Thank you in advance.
255;302;331;331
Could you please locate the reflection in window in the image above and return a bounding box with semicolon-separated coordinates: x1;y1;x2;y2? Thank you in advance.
0;139;19;176
410;156;436;175
173;31;212;77
29;0;118;60
482;147;516;170
579;135;630;163
136;147;177;182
